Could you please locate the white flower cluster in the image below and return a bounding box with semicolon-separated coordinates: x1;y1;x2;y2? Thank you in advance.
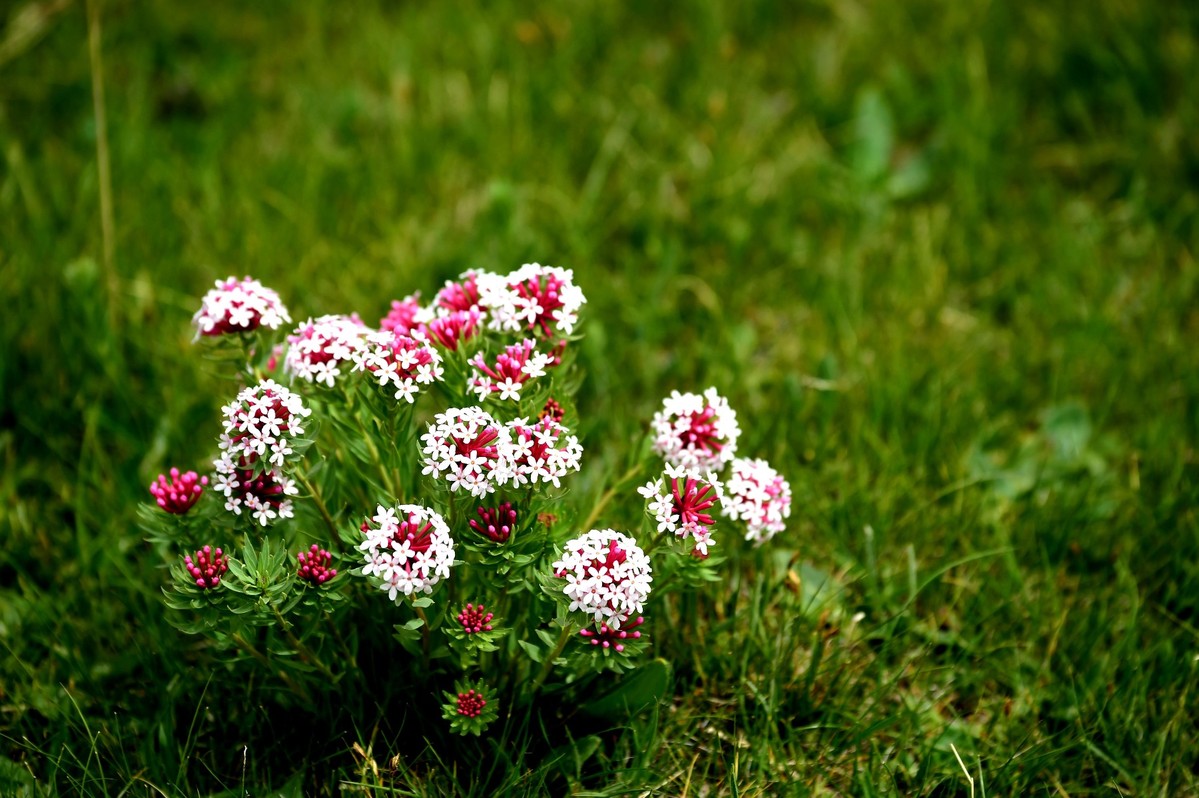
217;379;311;469
505;417;583;488
721;457;792;545
359;504;455;600
193;276;291;337
210;461;298;526
420;408;584;497
352;331;444;403
650;387;740;472
420;407;511;498
469;339;558;402
638;464;723;557
284;314;370;387
477;263;586;338
552;529;652;630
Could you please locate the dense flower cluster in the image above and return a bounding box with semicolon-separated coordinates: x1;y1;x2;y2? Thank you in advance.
425;308;484;351
579;615;644;653
359;504;455;600
454;688;487;718
470;339;560;401
217;380;311;470
185;545;228;589
722;457;792;544
193;276;290;337
478;264;585;338
150;468;208;514
296;544;337;585
639;465;723;557
457;602;494;634
352;331;444;403
431;271;485;316
552;529;652;630
380;293;425;337
211;462;298;525
420;407;511;497
650;387;740;472
470;502;516;543
284;314;370;387
504;417;583;488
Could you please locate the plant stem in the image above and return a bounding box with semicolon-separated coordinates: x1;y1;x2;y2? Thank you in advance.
296;471;339;541
233;632;314;703
270;604;336;681
414;604;431;666
529;622;575;695
580;462;644;532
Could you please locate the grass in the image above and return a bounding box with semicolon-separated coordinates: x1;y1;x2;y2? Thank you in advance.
2;0;1198;794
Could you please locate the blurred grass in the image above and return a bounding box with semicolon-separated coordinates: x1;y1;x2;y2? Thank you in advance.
2;0;1198;794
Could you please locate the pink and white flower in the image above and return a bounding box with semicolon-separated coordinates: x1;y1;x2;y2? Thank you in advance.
638;465;723;557
650;387;740;472
420;407;512;498
284;314;371;387
470;339;561;401
352;332;444;403
380;293;426;338
431;270;488;317
218;380;311;470
552;528;652;630
359;504;455;600
504;417;583;488
211;454;299;525
478;264;585;338
721;457;792;544
193;276;291;337
425;307;484;351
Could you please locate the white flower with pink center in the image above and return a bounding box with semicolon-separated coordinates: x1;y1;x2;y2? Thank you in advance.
470;339;561;401
638;464;723;557
505;417;583;488
193;276;291;337
420;407;513;498
721;457;792;544
218;380;311;471
650;387;740;472
553;529;652;630
359;504;455;600
211;452;299;525
430;270;489;318
352;331;444;403
284;314;371;387
478;264;586;338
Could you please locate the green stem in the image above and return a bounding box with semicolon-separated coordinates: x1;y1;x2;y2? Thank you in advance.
271;604;336;681
530;622;575;695
580;462;644;532
414;604;431;667
233;632;313;703
296;471;338;541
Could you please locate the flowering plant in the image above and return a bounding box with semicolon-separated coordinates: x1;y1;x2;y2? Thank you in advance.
141;265;792;737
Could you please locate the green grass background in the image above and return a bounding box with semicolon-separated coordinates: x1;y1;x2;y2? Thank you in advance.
2;0;1198;794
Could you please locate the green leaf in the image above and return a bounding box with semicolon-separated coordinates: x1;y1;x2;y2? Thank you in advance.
848;86;894;183
517;639;543;663
580;658;672;719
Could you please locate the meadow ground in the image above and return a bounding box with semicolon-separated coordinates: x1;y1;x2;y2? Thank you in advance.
2;0;1198;794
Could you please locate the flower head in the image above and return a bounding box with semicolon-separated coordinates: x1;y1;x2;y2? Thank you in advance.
359;504;455;600
352;331;444;403
380;293;426;337
284;314;371;387
297;544;337;585
505;417;583;488
425;308;484;351
441;678;499;735
539;397;565;423
639;466;723;557
579;615;644;653
150;468;208;514
552;529;652;630
218;379;312;470
193;276;291;337
420;407;512;498
650;387;740;472
457;602;495;634
211;454;299;525
721;457;792;544
470;339;561;401
478;264;586;338
470;502;517;543
432;271;487;316
185;545;228;589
